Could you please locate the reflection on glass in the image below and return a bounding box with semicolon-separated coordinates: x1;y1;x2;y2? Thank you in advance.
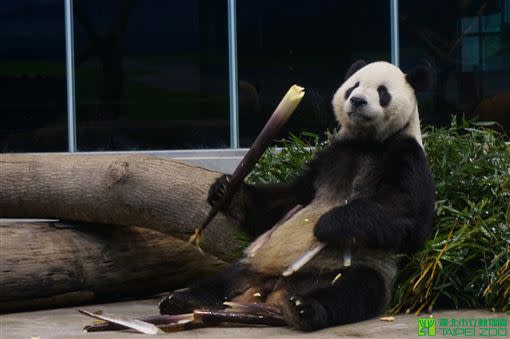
0;0;67;152
461;36;480;71
74;0;229;150
400;0;510;134
236;0;390;146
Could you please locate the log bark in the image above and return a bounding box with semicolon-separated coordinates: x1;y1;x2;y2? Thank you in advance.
0;153;245;261
0;221;226;313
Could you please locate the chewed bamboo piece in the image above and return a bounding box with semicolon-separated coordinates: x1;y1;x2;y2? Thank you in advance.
194;303;286;327
83;313;196;332
79;309;165;335
244;204;304;258
282;242;326;277
282;241;351;277
189;85;305;249
81;303;286;333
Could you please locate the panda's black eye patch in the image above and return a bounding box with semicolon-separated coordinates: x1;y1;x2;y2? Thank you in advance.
377;85;391;107
344;82;359;99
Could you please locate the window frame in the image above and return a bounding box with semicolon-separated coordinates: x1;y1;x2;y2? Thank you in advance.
57;0;400;171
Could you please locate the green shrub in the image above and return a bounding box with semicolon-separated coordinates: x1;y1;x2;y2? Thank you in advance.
248;117;510;313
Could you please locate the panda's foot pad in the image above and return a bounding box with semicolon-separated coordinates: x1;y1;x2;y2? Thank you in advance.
289;295;315;319
286;295;328;331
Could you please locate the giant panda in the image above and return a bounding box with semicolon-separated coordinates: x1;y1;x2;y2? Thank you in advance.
159;60;435;331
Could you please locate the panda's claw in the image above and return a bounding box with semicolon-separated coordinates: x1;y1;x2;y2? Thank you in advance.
207;174;231;207
289;295;314;319
285;294;328;331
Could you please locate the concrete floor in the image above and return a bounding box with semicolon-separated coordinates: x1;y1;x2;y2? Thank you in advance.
1;297;507;339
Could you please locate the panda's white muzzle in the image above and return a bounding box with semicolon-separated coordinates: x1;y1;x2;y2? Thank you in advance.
348;96;373;121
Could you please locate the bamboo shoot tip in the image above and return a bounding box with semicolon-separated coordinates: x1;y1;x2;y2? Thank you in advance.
289;84;305;97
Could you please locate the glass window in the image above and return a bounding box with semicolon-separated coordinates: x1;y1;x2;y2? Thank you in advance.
483;12;502;32
74;0;229;151
400;0;510;134
0;0;67;152
236;0;391;146
461;36;480;71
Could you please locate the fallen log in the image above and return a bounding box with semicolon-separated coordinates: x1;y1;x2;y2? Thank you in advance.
0;221;226;313
0;153;245;260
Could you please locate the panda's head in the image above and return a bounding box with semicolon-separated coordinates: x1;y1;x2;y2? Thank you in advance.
332;60;430;144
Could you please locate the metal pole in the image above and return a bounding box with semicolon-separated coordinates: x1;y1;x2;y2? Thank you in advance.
390;0;399;66
227;0;239;148
64;0;77;152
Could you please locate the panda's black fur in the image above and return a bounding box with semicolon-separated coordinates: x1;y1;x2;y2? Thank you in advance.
159;60;435;331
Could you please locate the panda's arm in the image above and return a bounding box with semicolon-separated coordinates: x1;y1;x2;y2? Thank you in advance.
314;138;435;253
209;167;317;238
242;170;316;237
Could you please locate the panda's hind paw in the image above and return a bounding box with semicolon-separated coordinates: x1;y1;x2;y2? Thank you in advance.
289;295;314;318
159;288;203;315
283;295;328;331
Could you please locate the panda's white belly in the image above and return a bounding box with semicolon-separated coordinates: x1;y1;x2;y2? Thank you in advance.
245;191;349;275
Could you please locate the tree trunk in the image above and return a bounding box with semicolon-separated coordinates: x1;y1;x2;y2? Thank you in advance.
0;153;245;261
0;221;226;313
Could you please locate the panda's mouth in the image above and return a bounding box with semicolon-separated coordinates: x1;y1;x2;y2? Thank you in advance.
348;111;373;122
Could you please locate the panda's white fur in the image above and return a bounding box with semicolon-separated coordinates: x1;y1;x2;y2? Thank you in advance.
333;61;423;147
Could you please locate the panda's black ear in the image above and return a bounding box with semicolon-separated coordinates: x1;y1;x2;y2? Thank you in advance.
345;60;367;79
405;65;433;92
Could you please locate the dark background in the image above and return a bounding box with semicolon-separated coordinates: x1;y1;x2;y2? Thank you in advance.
1;0;508;152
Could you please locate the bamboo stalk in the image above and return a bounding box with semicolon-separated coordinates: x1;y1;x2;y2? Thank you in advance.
193;309;286;327
190;85;305;248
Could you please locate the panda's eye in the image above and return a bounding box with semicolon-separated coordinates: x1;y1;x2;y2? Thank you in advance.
377;85;391;107
377;85;388;94
344;82;360;99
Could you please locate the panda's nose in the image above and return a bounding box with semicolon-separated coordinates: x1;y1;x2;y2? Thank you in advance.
350;96;367;107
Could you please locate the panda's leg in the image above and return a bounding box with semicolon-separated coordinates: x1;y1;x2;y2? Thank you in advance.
282;266;388;331
159;263;263;315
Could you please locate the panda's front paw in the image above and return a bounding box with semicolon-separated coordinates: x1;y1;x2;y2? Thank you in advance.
314;213;350;242
314;209;361;246
207;174;231;207
284;295;328;331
